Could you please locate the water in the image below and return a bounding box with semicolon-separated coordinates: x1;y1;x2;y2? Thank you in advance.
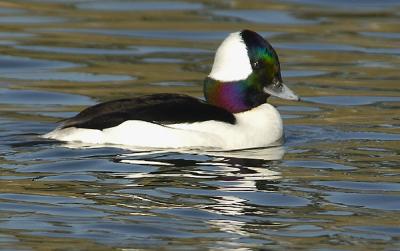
0;0;399;250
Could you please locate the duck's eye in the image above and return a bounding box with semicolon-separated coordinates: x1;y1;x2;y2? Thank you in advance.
252;60;263;69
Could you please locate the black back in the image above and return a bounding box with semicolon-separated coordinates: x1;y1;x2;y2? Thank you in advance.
61;93;236;130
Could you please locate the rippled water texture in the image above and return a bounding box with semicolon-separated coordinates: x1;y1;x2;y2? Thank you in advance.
0;0;399;250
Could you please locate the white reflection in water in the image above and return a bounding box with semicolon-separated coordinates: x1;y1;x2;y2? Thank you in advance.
206;195;249;216
119;159;173;166
215;166;281;192
208;219;249;236
104;146;283;218
57;142;285;161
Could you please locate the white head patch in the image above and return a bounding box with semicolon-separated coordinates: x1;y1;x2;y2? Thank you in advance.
208;32;252;82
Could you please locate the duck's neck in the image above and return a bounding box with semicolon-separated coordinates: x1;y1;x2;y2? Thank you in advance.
204;77;268;113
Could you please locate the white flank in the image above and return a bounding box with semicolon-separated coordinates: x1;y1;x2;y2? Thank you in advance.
43;104;283;151
208;31;252;82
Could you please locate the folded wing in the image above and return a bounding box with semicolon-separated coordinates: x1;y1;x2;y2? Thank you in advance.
61;93;236;130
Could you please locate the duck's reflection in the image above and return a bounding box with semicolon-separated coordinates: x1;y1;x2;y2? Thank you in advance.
57;141;285;161
113;146;285;218
208;219;250;237
207;195;249;216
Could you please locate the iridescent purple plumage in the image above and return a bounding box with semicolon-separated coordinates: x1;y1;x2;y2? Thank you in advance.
204;77;266;113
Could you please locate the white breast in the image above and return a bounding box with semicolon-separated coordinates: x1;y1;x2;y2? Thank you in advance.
43;104;283;150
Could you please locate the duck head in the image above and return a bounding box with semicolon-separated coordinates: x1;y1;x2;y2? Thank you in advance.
204;29;299;113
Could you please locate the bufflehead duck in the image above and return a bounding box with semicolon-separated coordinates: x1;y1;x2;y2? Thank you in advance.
44;29;299;150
